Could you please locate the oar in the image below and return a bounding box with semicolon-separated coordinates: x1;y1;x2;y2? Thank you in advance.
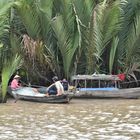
20;80;45;88
14;95;19;103
11;91;19;103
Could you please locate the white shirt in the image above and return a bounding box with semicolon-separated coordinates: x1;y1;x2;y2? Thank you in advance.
55;81;64;94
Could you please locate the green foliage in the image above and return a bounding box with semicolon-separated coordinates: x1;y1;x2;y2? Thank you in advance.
1;54;23;102
0;0;140;92
51;1;82;78
115;0;140;76
109;37;119;73
0;0;13;43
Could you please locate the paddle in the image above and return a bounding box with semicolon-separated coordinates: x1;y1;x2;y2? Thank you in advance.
11;90;19;103
14;94;19;103
20;80;46;88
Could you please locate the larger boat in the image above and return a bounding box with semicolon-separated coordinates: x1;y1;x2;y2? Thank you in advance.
67;74;140;99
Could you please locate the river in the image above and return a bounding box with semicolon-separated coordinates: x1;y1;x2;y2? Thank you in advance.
0;98;140;140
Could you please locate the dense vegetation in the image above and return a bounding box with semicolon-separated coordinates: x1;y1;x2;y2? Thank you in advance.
0;0;140;102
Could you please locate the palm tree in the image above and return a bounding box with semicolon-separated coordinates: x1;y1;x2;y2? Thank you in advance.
83;0;126;74
51;0;95;78
116;0;140;79
13;0;56;82
0;0;140;98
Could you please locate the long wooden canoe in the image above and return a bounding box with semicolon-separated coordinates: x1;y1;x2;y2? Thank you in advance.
66;87;140;99
69;74;140;99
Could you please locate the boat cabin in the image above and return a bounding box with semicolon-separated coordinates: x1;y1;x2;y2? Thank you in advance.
71;74;121;91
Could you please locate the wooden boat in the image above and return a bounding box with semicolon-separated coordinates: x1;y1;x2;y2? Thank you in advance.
8;87;71;103
67;74;140;99
67;87;140;99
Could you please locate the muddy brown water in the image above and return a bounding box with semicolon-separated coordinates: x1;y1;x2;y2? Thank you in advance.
0;98;140;140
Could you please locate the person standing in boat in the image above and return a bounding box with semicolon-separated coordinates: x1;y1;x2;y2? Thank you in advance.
45;76;64;96
10;75;22;90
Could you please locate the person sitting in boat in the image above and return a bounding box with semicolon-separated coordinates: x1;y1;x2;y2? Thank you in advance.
45;76;64;96
10;75;38;94
10;75;22;90
61;78;69;91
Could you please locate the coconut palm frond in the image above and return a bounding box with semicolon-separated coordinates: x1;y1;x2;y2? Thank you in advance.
126;62;140;82
43;45;61;76
51;2;82;78
124;13;140;67
34;0;53;41
0;0;14;16
85;1;108;73
103;0;125;47
109;37;119;73
10;33;21;54
1;54;23;102
117;0;140;71
85;0;127;74
0;0;14;42
14;0;41;38
128;62;140;73
72;0;95;26
22;34;46;69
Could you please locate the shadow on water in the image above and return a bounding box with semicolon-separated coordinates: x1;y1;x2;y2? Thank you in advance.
0;98;140;140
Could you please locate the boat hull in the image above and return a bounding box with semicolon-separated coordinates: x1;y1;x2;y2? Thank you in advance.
8;87;71;103
66;87;140;99
16;94;70;103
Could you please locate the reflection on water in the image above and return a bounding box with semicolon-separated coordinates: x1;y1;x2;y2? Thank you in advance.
0;99;140;140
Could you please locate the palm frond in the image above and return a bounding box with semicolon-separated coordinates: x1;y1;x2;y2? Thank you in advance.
117;0;140;74
0;0;14;40
85;1;107;73
51;2;82;78
14;0;41;38
109;37;119;73
1;54;23;102
85;0;126;74
34;0;53;41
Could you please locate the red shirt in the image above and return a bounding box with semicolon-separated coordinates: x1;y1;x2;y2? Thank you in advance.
117;74;125;81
